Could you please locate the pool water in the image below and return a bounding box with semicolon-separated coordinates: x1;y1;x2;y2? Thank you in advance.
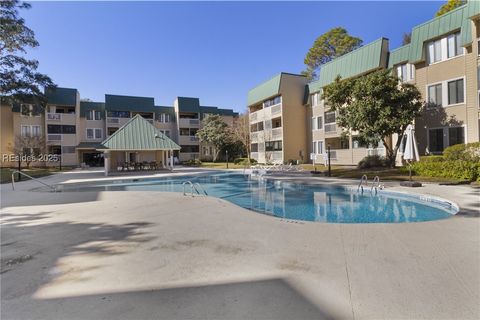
56;173;457;223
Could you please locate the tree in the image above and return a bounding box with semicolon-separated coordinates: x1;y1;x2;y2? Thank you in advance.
402;32;411;45
10;135;46;179
1;0;54;105
196;114;233;162
322;69;424;167
435;0;466;17
303;27;363;80
231;112;250;160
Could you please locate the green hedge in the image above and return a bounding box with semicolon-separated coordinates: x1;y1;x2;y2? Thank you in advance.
183;159;202;167
234;158;257;165
443;142;480;162
410;158;480;181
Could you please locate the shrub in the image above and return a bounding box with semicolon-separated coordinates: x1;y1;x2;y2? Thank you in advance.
443;142;480;162
234;157;257;165
411;159;480;181
357;155;387;169
183;159;202;167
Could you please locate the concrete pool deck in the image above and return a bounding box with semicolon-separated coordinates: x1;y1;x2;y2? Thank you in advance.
1;168;479;319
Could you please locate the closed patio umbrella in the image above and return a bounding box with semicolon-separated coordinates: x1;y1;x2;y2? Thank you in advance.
403;124;420;181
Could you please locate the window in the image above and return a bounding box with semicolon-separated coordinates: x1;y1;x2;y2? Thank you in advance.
48;125;76;134
311;92;321;106
447;79;464;105
312;141;317;154
265;140;282;151
158;113;171;123
447;33;462;58
428;39;442;64
86;128;94;139
21;104;38;116
448;127;464;146
87;110;102;120
311;117;317;130
31;125;41;137
251;122;264;132
251;143;258;152
428;128;444;153
21;125;31;137
87;128;102;139
397;63;414;82
317;117;323;130
107;110;130;118
324;111;336;124
161;130;171;138
108;127;118;136
317;141;323;154
180;145;199;153
263;96;282;108
428;84;443;107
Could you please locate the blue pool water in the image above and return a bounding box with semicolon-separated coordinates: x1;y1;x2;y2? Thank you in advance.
56;173;457;223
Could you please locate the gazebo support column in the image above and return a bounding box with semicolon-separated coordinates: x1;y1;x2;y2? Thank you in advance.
170;150;174;170
104;151;110;176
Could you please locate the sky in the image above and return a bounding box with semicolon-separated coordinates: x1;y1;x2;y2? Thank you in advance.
22;1;443;112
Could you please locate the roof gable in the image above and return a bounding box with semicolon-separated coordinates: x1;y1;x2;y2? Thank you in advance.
101;114;180;150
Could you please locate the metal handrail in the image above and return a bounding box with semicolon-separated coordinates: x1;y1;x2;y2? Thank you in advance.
193;183;208;196
182;181;195;196
371;176;380;194
11;170;57;192
357;174;368;193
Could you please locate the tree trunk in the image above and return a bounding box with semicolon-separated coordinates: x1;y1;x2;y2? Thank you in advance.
17;159;21;181
213;148;220;162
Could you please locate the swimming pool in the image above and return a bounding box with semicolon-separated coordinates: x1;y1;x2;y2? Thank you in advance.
55;173;458;223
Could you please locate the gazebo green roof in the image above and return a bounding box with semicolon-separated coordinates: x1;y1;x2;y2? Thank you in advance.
101;114;180;151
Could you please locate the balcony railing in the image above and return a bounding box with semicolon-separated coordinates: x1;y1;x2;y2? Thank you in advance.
189;136;199;142
324;123;337;133
107;117;120;124
271;104;281;115
251;152;258;160
47;134;62;141
47;113;61;121
271;127;282;140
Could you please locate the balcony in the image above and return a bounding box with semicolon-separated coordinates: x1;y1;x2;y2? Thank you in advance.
324;123;337;134
179;118;200;127
271;127;282;140
271;104;282;115
249;110;264;124
179;135;199;145
47;134;62;141
107;117;120;124
47;113;61;121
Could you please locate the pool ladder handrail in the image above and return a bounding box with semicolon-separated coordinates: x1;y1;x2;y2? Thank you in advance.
11;170;57;192
182;181;208;197
357;175;368;193
371;176;380;194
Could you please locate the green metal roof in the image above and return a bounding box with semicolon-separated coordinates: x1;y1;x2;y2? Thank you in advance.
101;114;180;151
309;38;389;92
79;101;105;117
105;94;156;112
408;3;478;63
45;87;78;106
248;73;282;106
176;97;200;112
200;106;238;119
76;142;105;149
388;44;411;68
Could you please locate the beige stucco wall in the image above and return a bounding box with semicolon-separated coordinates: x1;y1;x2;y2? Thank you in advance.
279;74;308;163
1;105;14;167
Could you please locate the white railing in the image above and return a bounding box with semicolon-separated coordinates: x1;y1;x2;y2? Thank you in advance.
367;148;386;156
250;112;257;122
250;132;258;141
324;123;337;133
190;136;199;142
271;151;283;161
190;119;199;125
47;113;61;121
107;118;120;124
47;134;62;141
251;152;258;160
271;127;282;140
271;104;281;115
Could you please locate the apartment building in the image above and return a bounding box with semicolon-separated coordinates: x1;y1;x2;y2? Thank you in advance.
249;1;479;165
1;88;237;167
248;73;309;164
174;97;238;162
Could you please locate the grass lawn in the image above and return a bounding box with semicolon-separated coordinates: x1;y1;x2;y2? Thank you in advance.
300;164;468;184
199;162;248;169
0;167;68;184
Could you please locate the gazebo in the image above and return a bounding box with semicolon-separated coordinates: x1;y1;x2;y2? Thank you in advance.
98;114;181;176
